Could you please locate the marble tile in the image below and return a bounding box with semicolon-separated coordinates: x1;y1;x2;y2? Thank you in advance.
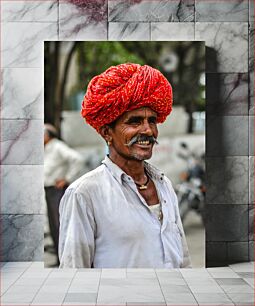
1;165;44;214
249;69;254;114
151;22;195;40
206;156;248;204
195;22;248;73
59;1;107;40
64;293;97;303
109;22;150;40
196;0;248;22
227;242;249;262
2;22;58;68
206;116;249;156
205;204;249;242
1;68;43;119
108;0;195;22
206;73;249;115
0;215;43;261
206;242;227;266
250;0;254;22
1;119;43;165
249;116;254;155
249;156;254;204
2;0;58;22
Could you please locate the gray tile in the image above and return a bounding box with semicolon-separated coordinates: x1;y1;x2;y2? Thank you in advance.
151;22;194;40
1;165;43;214
108;0;195;22
1;68;43;119
205;204;249;242
227;292;254;305
249;157;254;204
192;293;233;305
206;73;249;115
196;0;248;22
206;157;249;204
215;278;247;285
237;272;254;278
1;119;43;165
0;215;43;261
160;284;191;294
249;69;254;114
227;242;249;262
59;1;107;40
2;0;58;22
206;116;249;156
64;293;97;303
162;292;198;304
109;22;150;40
249;116;254;155
195;22;248;73
220;284;253;294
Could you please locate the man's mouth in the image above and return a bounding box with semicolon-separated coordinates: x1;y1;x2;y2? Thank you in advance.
136;140;150;145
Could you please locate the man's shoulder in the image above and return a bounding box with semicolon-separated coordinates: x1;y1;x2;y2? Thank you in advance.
67;163;107;194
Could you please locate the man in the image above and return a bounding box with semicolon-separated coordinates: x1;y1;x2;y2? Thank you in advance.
59;63;191;268
44;124;84;262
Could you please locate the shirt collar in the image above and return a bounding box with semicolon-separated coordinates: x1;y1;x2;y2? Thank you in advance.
102;155;164;184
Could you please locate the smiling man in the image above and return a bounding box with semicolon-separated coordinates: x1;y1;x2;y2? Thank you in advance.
58;63;191;268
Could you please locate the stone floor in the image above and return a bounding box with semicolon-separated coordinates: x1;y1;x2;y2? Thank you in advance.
1;261;254;305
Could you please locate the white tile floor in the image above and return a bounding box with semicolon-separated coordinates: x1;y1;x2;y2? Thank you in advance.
0;262;254;305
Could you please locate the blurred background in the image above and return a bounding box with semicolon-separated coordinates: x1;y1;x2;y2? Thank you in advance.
44;41;205;267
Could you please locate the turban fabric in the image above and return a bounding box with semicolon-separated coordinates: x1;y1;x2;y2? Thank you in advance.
81;63;173;132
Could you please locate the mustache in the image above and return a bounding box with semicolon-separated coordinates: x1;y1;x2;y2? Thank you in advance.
125;135;159;147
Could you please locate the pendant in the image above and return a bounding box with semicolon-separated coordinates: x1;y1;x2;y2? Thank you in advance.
139;185;148;190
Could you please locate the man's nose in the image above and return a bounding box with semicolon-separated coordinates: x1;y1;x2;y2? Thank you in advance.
141;120;153;135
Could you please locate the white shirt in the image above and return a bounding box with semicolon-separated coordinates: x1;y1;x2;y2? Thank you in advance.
44;138;84;187
59;156;192;268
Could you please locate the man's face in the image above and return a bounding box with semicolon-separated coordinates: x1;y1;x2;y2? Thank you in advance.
108;107;158;161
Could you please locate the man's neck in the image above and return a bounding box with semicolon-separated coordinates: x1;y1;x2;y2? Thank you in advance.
108;153;146;182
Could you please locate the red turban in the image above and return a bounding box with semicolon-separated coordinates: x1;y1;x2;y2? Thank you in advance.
81;63;173;132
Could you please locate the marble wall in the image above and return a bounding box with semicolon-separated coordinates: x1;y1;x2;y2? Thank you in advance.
0;0;253;266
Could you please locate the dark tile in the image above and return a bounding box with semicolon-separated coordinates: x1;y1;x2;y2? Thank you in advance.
206;157;249;204
227;242;249;262
248;204;254;241
206;73;248;116
249;241;254;261
196;0;248;22
205;205;249;242
206;242;227;264
206;116;249;156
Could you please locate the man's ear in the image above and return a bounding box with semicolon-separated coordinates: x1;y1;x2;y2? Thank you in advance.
99;125;112;143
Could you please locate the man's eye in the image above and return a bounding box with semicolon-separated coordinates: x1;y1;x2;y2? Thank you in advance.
149;117;157;124
127;118;141;124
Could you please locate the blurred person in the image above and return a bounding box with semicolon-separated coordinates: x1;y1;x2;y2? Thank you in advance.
44;123;84;262
59;63;191;268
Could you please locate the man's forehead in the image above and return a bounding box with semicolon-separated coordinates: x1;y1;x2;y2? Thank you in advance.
124;107;157;118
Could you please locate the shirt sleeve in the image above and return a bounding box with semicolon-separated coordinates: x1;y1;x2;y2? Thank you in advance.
58;188;96;268
57;142;84;183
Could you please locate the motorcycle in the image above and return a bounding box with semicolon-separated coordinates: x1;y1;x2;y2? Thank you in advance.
175;142;206;224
